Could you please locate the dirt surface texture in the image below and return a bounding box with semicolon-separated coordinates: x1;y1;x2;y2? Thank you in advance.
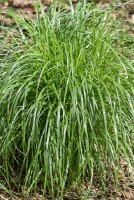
0;0;134;36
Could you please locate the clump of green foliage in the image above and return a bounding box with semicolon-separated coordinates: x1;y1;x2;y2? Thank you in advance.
0;2;133;199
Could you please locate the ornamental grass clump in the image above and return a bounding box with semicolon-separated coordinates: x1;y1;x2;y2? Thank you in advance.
0;2;133;199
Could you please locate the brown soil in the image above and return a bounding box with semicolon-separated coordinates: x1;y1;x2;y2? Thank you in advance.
0;0;134;36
